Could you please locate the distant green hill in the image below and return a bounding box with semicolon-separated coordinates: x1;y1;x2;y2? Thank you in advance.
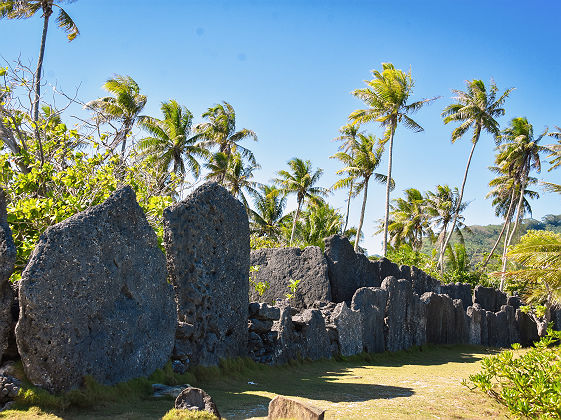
421;214;561;267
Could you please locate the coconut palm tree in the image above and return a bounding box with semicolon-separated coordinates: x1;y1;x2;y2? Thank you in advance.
196;101;257;163
205;152;260;208
86;75;147;157
333;123;363;233
349;62;437;256
425;185;469;263
0;0;79;125
386;188;431;252
274;158;328;245
293;200;343;249
249;185;289;241
440;79;513;270
138;100;206;186
331;133;387;251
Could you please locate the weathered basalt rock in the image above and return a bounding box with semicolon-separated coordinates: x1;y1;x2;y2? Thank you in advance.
516;309;539;347
409;266;441;296
440;283;472;311
351;287;387;353
330;302;362;356
292;309;331;360
16;186;175;393
175;386;221;418
324;235;379;304
271;304;297;364
466;305;483;345
268;395;325;420
0;190;16;364
250;247;331;310
164;182;249;366
474;286;507;312
421;292;456;344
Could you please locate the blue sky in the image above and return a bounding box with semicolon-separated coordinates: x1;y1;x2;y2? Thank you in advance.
1;0;560;254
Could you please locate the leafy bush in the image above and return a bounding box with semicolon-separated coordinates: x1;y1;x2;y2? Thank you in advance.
162;409;218;420
465;329;561;418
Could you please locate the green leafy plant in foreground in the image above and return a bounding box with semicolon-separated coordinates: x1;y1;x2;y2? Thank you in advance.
465;329;561;418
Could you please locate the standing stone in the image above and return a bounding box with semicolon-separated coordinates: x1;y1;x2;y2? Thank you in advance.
351;287;387;353
440;283;473;311
474;286;507;312
502;305;519;346
486;311;499;347
409;266;441;296
551;309;561;331
421;293;456;344
479;305;489;346
408;293;427;347
292;309;331;360
507;296;522;311
331;302;362;356
324;235;379;304
271;305;297;364
466;305;483;345
249;247;331;310
175;386;221;418
494;308;510;348
0;189;16;364
16;186;176;393
163;182;249;366
516;309;539;347
453;299;468;344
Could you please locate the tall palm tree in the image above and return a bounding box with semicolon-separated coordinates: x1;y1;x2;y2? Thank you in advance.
440;79;513;269
138;100;206;186
495;118;545;288
425;185;469;262
0;0;79;125
331;133;387;251
205;152;260;208
274;158;328;246
86;75;147;157
333;123;362;233
249;185;289;241
196;101;257;163
293;200;343;249
386;188;431;252
349;62;437;256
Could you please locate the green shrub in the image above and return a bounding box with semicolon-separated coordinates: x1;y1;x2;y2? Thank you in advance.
465;329;561;418
162;409;219;420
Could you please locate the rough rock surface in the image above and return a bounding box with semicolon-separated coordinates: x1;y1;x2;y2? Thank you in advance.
0;190;16;364
466;305;483;345
551;309;561;331
16;186;175;393
164;182;249;366
324;235;379;303
250;246;331;310
382;276;426;351
421;293;456;344
351;287;387;353
271;305;296;364
474;286;507;312
330;302;362;356
292;309;331;360
268;395;325;420
409;266;441;296
175;386;221;418
516;309;539;347
0;374;20;406
440;283;472;311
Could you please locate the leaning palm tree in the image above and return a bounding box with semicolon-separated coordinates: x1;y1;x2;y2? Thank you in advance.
331;133;387;251
0;0;79;126
249;185;289;241
86;75;147;157
196;101;257;163
440;79;513;269
349;62;437;256
425;184;469;263
205;152;261;208
138;100;206;187
274;158;328;245
494;118;545;288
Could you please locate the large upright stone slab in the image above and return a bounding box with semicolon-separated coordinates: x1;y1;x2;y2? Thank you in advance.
0;189;16;363
421;292;456;344
16;186;175;393
351;287;387;353
331;302;362;356
382;276;426;351
250;246;331;310
324;235;379;304
409;266;441;296
474;286;507;312
466;305;483;345
440;283;472;311
292;309;331;360
163;182;249;366
516;309;539;347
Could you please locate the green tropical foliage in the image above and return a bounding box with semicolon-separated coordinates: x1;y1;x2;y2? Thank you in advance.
248;185;289;242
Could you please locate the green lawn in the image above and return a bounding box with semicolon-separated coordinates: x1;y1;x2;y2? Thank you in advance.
1;345;508;419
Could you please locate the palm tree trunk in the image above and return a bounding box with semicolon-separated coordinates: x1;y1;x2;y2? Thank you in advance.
382;124;396;256
499;218;513;291
439;138;478;271
33;6;52;166
289;200;302;246
342;180;354;234
355;178;369;252
481;187;516;269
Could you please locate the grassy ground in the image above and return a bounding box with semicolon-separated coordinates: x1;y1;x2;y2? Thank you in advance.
0;344;508;419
